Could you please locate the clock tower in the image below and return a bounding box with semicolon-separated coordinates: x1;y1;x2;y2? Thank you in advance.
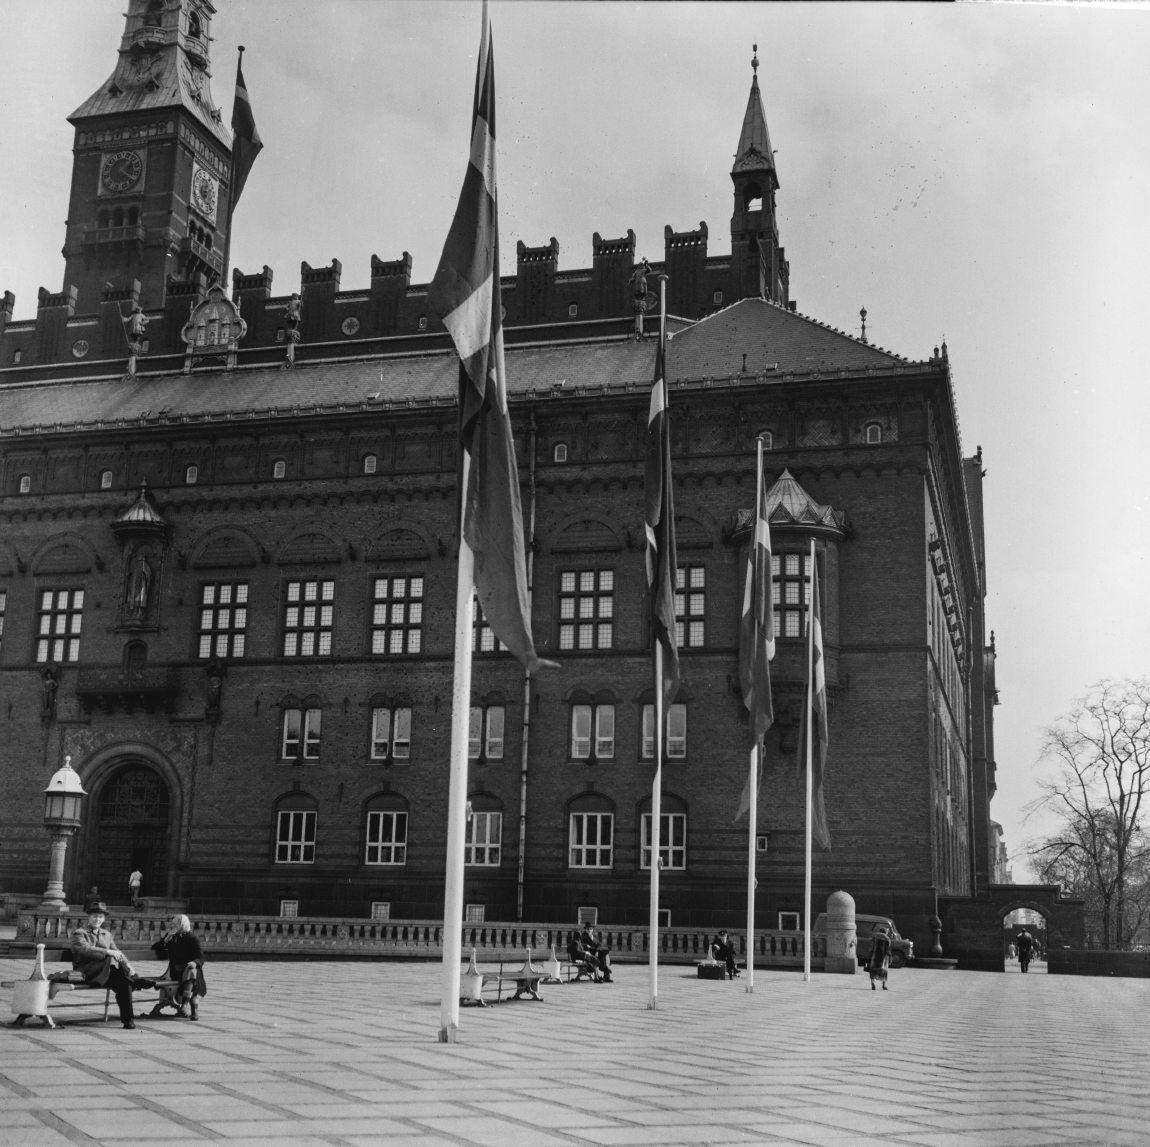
62;0;233;313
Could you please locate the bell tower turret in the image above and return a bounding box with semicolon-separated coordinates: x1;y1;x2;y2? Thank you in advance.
62;0;233;313
730;46;788;306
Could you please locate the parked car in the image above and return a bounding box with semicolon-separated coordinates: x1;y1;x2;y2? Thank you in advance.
812;913;915;968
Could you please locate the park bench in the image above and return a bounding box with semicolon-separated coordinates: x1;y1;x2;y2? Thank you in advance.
459;946;546;1006
5;969;177;1028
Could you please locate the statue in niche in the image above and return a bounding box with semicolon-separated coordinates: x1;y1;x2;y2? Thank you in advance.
630;257;653;302
41;664;60;724
127;550;153;617
285;293;302;338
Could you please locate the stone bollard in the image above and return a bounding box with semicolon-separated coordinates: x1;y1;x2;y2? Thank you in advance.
824;890;859;974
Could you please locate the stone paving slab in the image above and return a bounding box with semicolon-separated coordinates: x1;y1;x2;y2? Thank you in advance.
1;955;1145;1145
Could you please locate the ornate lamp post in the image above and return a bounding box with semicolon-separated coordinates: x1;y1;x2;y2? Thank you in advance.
39;755;87;913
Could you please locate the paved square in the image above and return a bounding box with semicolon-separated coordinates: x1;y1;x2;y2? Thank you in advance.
2;955;1144;1144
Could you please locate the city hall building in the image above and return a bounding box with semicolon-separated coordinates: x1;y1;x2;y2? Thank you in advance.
0;0;999;953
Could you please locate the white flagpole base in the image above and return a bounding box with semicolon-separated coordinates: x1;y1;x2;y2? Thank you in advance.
438;1023;458;1043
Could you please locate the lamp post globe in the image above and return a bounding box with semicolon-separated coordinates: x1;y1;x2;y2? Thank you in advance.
39;755;87;913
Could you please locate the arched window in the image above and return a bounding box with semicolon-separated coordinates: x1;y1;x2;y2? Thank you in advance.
18;474;31;494
640;792;688;871
466;793;503;866
272;459;286;480
743;182;763;213
865;422;883;445
568;792;614;870
184;464;198;485
363;454;377;475
144;0;163;27
274;794;317;864
761;430;773;451
553;442;568;463
98;209;110;228
127;207;139;226
100;470;113;490
113;207;125;227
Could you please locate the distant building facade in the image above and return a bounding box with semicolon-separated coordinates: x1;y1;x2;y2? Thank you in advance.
0;2;1000;951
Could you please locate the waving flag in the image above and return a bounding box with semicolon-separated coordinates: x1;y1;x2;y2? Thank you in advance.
644;334;680;709
735;447;774;820
427;5;543;672
230;51;263;210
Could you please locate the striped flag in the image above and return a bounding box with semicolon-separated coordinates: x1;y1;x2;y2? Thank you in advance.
230;54;263;210
735;454;774;820
799;557;831;848
644;334;680;709
738;466;774;746
427;5;544;672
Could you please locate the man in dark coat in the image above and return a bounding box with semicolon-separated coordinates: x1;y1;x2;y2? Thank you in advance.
70;903;151;1028
711;930;740;979
580;924;613;982
1016;929;1034;973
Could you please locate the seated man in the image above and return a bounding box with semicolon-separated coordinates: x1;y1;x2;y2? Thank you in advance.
580;924;613;983
711;929;739;979
566;930;601;982
70;903;153;1029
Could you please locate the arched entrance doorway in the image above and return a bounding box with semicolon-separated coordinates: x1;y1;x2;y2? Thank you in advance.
92;763;171;907
1004;907;1048;973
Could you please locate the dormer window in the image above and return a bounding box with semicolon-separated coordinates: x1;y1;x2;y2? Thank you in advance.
865;422;883;445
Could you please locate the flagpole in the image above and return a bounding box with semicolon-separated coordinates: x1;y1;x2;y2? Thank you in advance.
439;454;476;1043
803;537;815;982
745;435;765;993
647;272;669;1012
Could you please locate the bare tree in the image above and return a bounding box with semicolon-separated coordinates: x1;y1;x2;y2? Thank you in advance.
1029;679;1150;949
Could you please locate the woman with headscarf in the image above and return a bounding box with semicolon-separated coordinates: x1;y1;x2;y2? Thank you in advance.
868;925;892;990
150;915;206;1020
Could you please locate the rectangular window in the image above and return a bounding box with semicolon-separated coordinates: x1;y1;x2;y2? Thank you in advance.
466;811;502;866
778;911;800;931
472;596;508;654
275;811;316;863
369;706;412;762
371;575;423;655
282;708;321;761
558;568;614;650
772;552;811;639
468;705;505;761
641;703;687;759
674;565;706;648
465;903;486;924
198;581;248;658
569;812;613;868
571;703;614;760
365;810;408;865
36;589;84;663
641;812;687;870
370;901;390;921
283;579;334;657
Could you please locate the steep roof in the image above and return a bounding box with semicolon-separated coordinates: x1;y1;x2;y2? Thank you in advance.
667;297;908;379
0;301;923;435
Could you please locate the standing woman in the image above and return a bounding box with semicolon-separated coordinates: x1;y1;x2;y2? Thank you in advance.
150;915;206;1020
868;925;892;991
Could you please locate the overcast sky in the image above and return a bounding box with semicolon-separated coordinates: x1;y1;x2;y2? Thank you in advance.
3;1;1148;879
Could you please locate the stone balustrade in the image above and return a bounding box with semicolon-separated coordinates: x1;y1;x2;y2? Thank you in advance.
16;910;824;969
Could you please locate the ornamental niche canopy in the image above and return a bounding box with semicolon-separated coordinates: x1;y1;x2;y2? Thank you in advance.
181;284;247;372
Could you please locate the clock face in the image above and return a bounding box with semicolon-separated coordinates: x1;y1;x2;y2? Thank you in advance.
190;165;218;222
101;150;143;194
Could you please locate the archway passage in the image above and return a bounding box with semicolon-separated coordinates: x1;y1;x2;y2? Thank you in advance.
92;763;170;907
1004;908;1048;974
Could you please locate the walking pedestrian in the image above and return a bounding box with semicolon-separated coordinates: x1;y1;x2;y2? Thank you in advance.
128;868;143;909
868;924;892;990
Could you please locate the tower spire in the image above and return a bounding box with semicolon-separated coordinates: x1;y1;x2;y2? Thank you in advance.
729;45;788;307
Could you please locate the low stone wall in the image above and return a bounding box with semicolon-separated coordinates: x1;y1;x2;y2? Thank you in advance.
1047;949;1150;978
16;909;824;969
